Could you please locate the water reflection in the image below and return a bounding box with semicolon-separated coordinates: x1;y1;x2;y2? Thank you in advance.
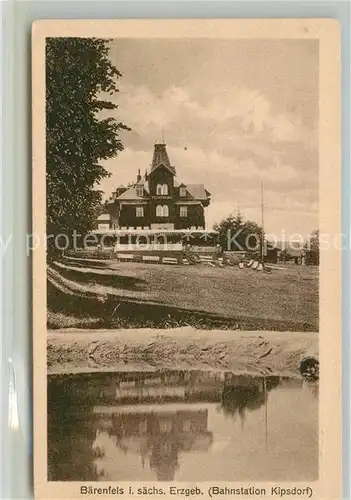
95;407;213;481
48;370;318;482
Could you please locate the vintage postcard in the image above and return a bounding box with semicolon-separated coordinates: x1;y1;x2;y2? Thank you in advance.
32;19;341;500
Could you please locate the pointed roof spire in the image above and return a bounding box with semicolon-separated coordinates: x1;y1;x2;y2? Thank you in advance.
151;142;176;175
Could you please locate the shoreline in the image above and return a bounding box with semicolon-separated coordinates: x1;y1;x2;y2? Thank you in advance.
47;328;318;377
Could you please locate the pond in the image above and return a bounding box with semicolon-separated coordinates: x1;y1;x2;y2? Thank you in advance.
47;370;318;482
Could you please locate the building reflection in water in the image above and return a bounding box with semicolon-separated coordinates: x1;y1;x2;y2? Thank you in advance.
94;407;213;481
47;370;316;481
220;375;280;426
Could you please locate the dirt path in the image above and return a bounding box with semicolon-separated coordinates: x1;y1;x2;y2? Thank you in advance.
47;328;318;377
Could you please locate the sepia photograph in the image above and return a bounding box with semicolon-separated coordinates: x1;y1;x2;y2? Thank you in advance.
32;19;341;500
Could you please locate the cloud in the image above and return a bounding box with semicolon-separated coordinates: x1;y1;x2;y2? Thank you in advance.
115;83;317;150
98;78;318;236
98;148;151;196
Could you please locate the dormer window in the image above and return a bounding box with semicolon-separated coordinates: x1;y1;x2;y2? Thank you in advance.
156;184;168;195
136;185;143;197
179;186;186;197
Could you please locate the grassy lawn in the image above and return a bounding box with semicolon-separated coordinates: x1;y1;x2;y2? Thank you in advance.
136;263;318;326
48;259;318;331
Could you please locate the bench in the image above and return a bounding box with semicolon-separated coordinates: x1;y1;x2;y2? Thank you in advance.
142;255;160;263
116;253;134;261
162;257;178;265
199;255;215;263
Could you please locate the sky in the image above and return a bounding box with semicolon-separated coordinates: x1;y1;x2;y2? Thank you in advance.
98;38;319;238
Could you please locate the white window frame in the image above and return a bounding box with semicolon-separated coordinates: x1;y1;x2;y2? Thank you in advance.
156;184;168;195
136;206;144;218
136;186;143;197
182;420;191;432
139;420;147;433
156;205;169;217
159;420;173;433
180;206;187;217
179;186;186;197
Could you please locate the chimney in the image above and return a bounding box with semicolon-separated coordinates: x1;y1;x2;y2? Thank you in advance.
137;169;141;182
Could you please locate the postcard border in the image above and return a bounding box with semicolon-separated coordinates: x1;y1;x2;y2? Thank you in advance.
32;18;341;500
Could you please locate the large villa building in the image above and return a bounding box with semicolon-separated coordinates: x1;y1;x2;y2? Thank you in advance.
82;143;302;265
96;143;211;232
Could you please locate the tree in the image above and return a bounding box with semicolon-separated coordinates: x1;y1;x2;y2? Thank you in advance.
213;212;263;255
304;230;319;265
46;38;130;251
279;248;293;264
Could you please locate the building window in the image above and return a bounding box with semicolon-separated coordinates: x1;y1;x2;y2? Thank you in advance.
159;420;173;433
156;205;169;217
139;420;147;433
156;184;168;195
179;186;186;197
136;206;144;218
136;186;143;197
180;206;187;217
182;420;192;432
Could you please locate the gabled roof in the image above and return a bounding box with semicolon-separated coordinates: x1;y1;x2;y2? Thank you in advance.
110;142;211;202
186;184;210;200
149;161;176;177
273;241;304;256
116;184;148;200
96;213;111;221
285;248;303;257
